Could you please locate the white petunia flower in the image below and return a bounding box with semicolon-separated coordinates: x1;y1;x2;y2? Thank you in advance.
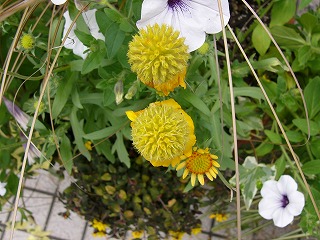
3;97;30;131
258;175;305;228
62;9;105;59
51;0;67;5
0;182;7;196
136;0;230;52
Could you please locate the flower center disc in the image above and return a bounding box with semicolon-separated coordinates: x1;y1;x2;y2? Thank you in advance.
281;195;289;208
186;152;212;174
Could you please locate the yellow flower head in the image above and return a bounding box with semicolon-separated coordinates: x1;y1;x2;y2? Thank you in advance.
209;213;229;222
132;230;144;239
19;33;35;51
176;147;220;186
127;24;189;96
126;99;196;167
92;219;107;232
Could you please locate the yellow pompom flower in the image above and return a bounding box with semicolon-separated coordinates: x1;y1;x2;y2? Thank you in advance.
176;147;220;186
126;99;196;167
19;33;36;51
127;24;189;96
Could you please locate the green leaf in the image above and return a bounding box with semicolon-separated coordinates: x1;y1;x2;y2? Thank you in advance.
285;130;304;143
70;107;91;160
265;130;282;144
7;173;19;195
271;26;306;49
255;141;274;157
114;132;130;168
83;124;122;140
233;87;264;100
52;72;77;119
275;155;286;179
270;0;296;27
82;50;104;74
298;45;312;66
292;118;320;136
178;89;211;117
299;12;318;34
302;160;320;174
252;24;271;55
105;22;126;59
298;0;314;10
60;134;73;174
304;76;320;119
71;87;83;109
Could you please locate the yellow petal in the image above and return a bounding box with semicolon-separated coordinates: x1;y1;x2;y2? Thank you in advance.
182;169;189;179
205;172;213;181
125;111;137;121
176;161;186;171
198;174;204;185
191;173;196;186
209;168;217;178
212;160;220;167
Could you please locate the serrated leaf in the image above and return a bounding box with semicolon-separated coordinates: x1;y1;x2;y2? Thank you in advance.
252;24;271;55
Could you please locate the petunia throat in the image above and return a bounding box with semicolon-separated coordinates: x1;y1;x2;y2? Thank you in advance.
281;195;289;208
167;0;189;12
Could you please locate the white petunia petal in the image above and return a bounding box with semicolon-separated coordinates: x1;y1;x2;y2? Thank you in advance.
272;208;294;228
136;0;230;52
258;198;282;220
63;11;77;49
260;180;282;199
277;175;298;195
73;40;88;59
51;0;67;5
188;0;230;33
286;191;305;216
137;0;168;23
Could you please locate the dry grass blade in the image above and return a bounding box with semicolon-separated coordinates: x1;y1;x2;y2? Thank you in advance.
217;0;242;238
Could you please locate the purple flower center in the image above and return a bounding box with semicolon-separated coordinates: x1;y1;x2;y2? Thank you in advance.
167;0;189;12
281;195;289;208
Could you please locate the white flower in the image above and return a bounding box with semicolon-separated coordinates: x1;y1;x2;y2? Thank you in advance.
62;9;105;59
0;182;7;196
136;0;230;52
3;97;30;131
51;0;67;5
258;175;305;228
